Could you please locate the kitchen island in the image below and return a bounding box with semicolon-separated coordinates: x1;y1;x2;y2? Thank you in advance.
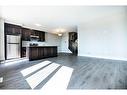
27;46;57;61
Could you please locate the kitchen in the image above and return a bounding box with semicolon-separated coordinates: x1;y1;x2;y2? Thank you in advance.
4;23;60;61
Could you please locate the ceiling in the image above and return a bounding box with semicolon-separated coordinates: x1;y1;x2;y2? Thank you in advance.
0;6;126;34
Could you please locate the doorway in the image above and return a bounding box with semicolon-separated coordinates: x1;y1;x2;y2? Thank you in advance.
68;32;78;55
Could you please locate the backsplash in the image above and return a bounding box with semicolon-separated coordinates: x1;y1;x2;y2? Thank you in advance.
22;41;46;47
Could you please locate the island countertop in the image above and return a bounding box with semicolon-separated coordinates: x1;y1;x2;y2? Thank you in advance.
28;46;57;48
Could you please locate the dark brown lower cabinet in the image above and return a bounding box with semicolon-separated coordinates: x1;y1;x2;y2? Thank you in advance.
28;46;57;61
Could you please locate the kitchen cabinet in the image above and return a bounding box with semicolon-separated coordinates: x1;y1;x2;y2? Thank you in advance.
31;30;39;36
33;30;45;42
28;46;57;61
39;31;45;41
5;23;45;42
22;28;32;41
22;29;45;41
5;23;22;35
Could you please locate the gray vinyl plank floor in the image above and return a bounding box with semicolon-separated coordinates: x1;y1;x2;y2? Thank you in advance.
0;53;127;89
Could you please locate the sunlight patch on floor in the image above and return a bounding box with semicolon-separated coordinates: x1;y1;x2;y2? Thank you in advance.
20;60;73;90
41;66;73;90
26;63;60;89
4;58;28;66
2;58;26;63
21;60;51;77
0;77;3;83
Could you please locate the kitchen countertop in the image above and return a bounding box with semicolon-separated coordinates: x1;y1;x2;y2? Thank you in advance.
27;46;57;48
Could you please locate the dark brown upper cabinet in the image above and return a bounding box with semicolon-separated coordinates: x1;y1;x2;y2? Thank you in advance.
31;30;37;36
22;29;45;41
5;23;45;41
22;28;32;41
39;31;45;42
33;30;45;42
4;23;22;35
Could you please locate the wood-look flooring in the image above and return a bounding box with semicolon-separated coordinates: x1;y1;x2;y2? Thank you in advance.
0;53;127;89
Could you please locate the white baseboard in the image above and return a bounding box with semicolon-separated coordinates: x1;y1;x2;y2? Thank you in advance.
78;54;127;61
59;52;72;54
59;51;72;53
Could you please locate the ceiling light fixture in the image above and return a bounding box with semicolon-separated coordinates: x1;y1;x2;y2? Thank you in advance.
58;33;62;36
56;28;65;36
35;23;42;27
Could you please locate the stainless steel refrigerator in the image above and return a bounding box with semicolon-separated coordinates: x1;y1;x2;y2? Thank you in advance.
7;35;21;59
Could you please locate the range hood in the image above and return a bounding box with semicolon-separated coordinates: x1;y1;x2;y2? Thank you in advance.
30;35;39;41
30;35;39;38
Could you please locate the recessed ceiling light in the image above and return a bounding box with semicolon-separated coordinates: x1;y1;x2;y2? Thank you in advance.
35;23;42;27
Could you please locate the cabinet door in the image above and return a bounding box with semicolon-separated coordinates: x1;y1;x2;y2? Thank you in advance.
5;23;21;35
43;47;48;57
52;47;57;56
38;47;44;59
33;30;45;42
35;31;39;36
14;27;22;35
5;24;13;35
31;30;36;36
22;28;31;41
29;48;39;60
39;32;45;41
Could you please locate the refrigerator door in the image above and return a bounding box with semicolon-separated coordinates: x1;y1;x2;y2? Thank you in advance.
7;35;21;59
7;35;20;43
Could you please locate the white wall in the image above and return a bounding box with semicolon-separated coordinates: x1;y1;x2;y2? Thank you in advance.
0;18;5;61
45;33;61;52
78;11;127;61
22;32;62;52
60;32;71;53
0;6;2;18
